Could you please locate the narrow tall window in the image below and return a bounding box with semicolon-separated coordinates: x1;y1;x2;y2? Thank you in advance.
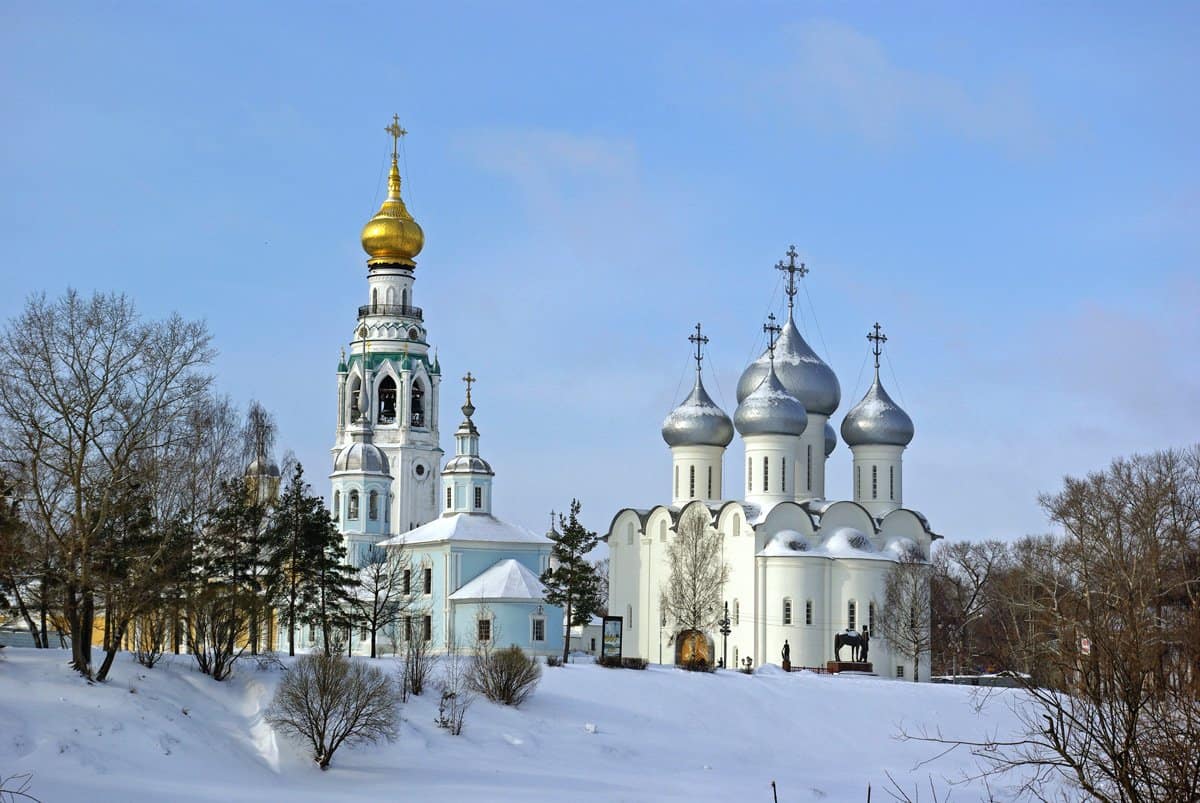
747;457;752;492
422;615;431;641
446;487;452;509
348;491;360;520
807;444;813;491
868;602;876;634
733;599;740;625
532;618;545;642
889;466;895;500
896;665;905;679
402;288;409;308
626;604;634;631
410;379;426;427
402;569;411;594
404;616;413;641
332;490;340;522
848;600;857;631
872;465;878;499
782;597;793;625
477;618;491;642
780;457;786;493
805;599;813;626
856;465;861;498
423;567;432;594
674;465;679;498
763;456;769;492
368;490;379;520
689;465;695;498
349;376;362;422
371;288;378;309
707;465;713;499
378;376;397;423
474;486;483;509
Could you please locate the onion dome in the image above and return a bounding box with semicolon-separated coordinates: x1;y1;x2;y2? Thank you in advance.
443;377;494;476
734;362;808;437
661;373;734;448
824;420;837;457
334;423;391;474
361;119;423;267
244;457;280;478
736;312;840;416
841;372;914;447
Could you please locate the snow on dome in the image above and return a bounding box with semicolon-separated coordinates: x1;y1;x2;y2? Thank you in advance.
840;374;914;447
448;559;547;601
760;529;811;556
883;536;924;561
819;526;877;556
661;373;734;448
734;363;808;437
736;313;841;416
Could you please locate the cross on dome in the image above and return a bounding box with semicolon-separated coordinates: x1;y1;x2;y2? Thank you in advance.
867;322;888;371
461;371;477;420
385;114;407;160
688;322;709;375
775;244;809;312
763;313;782;360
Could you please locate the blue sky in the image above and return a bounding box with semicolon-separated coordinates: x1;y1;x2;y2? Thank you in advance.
2;3;1197;541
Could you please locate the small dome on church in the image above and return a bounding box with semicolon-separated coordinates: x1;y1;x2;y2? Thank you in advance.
824;420;837;457
334;438;391;475
734;364;808;437
244;457;280;478
736;313;840;417
661;375;734;448
841;374;914;447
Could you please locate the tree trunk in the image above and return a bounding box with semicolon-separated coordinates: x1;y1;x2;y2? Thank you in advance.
96;619;130;681
370;624;377;659
65;582;94;676
562;598;572;664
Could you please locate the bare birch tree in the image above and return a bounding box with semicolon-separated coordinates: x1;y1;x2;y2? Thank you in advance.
879;551;931;681
350;544;415;658
660;508;729;633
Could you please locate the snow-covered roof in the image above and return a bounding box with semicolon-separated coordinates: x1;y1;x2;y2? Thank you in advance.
448;559;547;601
377;513;549;548
756;526;914;562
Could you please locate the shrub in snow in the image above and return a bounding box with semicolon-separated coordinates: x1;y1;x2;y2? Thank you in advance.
267;653;400;770
621;657;647;670
468;644;541;706
546;655;563;667
399;633;433;701
435;640;473;734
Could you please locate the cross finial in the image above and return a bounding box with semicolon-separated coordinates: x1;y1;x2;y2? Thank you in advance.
763;313;782;360
549;510;556;533
867;322;888;372
688;322;709;376
385;113;407;160
462;371;475;404
775;244;809;313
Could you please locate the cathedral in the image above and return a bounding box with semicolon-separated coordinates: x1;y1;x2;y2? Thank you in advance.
606;253;939;679
285;118;561;656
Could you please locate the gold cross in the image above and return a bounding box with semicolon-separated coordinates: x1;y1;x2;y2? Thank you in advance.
462;371;475;404
385;114;407;159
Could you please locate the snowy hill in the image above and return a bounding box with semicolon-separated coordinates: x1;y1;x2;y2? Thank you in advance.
0;648;1045;802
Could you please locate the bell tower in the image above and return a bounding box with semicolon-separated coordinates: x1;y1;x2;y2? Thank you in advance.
333;115;444;537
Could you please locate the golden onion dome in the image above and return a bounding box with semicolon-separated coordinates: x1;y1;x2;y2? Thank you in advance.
361;155;424;266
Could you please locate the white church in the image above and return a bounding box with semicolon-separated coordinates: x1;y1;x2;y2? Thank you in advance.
606;254;939;679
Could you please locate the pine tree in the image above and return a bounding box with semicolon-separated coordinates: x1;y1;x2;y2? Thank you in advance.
540;499;602;664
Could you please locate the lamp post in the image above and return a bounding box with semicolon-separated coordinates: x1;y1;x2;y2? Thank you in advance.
719;601;732;670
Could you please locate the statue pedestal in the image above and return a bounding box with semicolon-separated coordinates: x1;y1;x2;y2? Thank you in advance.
826;661;874;674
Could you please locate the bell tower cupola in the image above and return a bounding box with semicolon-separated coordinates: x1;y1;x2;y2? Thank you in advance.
441;372;495;516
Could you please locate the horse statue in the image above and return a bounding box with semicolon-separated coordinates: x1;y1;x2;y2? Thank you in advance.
834;628;870;663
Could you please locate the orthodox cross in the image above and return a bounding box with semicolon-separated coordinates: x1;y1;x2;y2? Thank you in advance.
775;244;808;312
385;114;407;160
462;371;476;405
867;322;887;371
763;313;782;360
688;322;709;375
549;510;557;534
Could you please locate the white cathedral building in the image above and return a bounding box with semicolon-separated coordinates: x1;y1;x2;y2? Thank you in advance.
607;255;939;679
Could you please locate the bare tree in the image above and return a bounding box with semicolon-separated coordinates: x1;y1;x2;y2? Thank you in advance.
660;508;729;633
880;551;931;682
350;545;415;659
592;556;609;613
0;291;214;678
435;637;474;734
267;653;400;770
398;621;433;700
931;539;1008;676
468;639;542;707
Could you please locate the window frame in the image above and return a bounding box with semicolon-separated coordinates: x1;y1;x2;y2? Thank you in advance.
782;597;793;626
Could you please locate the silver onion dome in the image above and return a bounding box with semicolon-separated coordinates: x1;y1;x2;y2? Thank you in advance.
824;420;837;457
736;313;840;417
841;373;914;447
661;373;734;448
444;453;494;475
245;457;281;478
333;422;391;474
734;363;808;437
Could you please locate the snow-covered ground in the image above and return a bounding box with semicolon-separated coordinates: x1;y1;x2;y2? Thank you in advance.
0;648;1047;802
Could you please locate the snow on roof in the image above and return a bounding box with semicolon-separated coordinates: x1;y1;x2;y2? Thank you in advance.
756;525;899;562
448;559;547;601
377;513;550;548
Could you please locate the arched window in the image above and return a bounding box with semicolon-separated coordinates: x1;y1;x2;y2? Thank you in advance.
386;286;395;305
889;466;895;500
763;456;769;492
855;465;861;498
688;465;695;498
805;599;813;626
848;600;857;631
348;491;360;520
707;465;713;499
410;379;425;427
371;288;378;310
378;376;397;423
474;486;482;509
782;597;793;625
781;457;786;493
368;490;379;520
349;375;362;422
332;490;340;521
871;465;878;499
733;599;740;625
402;288;409;308
868;601;876;634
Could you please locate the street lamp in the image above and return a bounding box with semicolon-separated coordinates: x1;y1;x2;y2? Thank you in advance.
719;601;732;669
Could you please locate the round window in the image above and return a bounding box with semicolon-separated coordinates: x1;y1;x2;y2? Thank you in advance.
414;463;426;478
408;327;419;340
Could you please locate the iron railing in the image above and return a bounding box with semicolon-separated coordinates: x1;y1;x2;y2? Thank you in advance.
357;303;423;321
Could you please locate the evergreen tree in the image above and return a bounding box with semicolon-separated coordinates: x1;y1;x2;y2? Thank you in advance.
305;523;356;657
267;464;353;656
540;499;602;664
